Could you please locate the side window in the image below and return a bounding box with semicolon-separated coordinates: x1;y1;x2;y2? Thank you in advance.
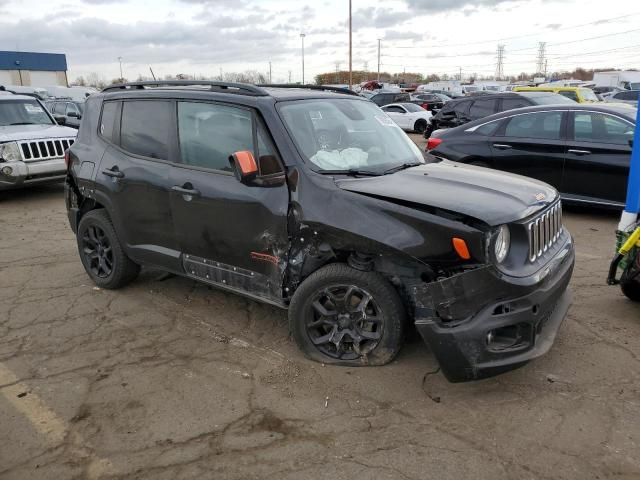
383;106;405;113
501;98;529;111
558;91;579;102
454;101;472;117
574;112;634;145
256;121;282;176
474;121;501;136
65;103;79;116
178;102;253;172
620;91;638;101
99;101;119;143
120;101;172;160
469;99;497;118
53;103;64;115
371;95;385;106
504;111;562;140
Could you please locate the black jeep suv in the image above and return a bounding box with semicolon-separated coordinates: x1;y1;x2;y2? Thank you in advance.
65;81;575;382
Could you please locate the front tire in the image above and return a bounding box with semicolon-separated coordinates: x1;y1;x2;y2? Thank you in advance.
289;264;405;366
76;209;140;289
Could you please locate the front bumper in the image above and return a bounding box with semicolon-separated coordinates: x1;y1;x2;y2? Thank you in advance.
412;237;574;382
0;159;66;189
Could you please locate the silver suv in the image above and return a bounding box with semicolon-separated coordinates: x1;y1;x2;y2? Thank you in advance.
0;93;77;190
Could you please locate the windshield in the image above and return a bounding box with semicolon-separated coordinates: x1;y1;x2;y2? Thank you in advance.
630;83;640;91
435;93;452;101
0;99;54;126
279;99;424;172
579;88;599;102
525;93;577;105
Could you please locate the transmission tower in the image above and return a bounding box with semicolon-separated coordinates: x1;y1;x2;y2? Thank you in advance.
536;42;546;76
495;44;505;80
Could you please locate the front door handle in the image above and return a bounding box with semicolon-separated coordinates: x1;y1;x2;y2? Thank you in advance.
568;149;591;155
493;144;512;150
171;184;201;197
102;166;124;178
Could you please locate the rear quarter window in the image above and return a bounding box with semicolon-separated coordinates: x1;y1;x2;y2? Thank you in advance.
99;101;119;143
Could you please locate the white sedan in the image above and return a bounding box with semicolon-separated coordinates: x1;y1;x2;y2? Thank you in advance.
380;103;432;134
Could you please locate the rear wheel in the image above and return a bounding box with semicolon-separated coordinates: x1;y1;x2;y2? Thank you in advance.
76;209;140;289
289;264;405;366
414;120;428;134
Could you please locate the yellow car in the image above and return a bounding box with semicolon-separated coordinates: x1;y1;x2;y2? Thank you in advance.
513;86;600;103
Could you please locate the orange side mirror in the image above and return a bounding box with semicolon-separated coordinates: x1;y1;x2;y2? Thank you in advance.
230;150;258;183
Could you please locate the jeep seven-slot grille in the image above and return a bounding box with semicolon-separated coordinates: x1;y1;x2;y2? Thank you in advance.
18;138;75;162
527;202;563;262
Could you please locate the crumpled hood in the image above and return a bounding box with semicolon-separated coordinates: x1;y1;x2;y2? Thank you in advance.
0;124;77;142
335;160;557;226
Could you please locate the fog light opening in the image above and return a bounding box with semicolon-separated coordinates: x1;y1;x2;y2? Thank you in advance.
486;324;525;351
1;166;13;176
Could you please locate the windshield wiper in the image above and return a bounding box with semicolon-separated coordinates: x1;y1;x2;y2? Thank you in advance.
383;162;424;175
318;168;382;176
9;122;36;125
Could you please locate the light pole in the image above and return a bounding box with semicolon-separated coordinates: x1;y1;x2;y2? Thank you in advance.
117;57;123;81
348;0;352;90
300;33;306;84
377;39;381;82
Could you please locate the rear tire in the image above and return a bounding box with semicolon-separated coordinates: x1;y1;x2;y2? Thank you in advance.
76;209;140;289
414;120;428;134
289;263;405;366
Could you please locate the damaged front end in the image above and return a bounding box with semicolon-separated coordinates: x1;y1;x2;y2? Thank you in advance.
408;239;574;382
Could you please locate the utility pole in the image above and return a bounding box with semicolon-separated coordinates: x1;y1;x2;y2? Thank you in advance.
117;56;123;80
459;66;462;81
288;70;292;83
219;67;223;81
495;44;505;81
335;62;341;83
300;33;306;84
377;39;381;82
269;61;272;83
348;0;353;90
536;42;546;75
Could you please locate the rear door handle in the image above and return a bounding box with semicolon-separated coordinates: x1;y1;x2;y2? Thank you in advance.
102;166;124;178
171;185;201;197
492;144;512;150
568;149;591;155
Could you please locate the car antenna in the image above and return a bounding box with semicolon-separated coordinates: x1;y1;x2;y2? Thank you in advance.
149;66;156;81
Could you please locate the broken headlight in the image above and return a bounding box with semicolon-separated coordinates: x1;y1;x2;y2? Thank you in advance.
494;225;511;263
0;142;21;162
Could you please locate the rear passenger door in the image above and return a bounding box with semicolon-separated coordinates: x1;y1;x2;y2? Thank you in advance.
562;111;633;205
489;110;566;189
169;101;289;303
96;99;181;270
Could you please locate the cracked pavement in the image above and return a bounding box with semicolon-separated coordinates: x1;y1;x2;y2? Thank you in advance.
1;155;640;479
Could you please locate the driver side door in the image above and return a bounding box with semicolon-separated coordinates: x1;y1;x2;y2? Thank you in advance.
169;101;290;304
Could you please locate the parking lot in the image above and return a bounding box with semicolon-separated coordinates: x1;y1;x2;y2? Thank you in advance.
0;132;639;480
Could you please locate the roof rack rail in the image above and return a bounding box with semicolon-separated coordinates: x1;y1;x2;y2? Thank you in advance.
260;84;359;96
102;80;269;96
